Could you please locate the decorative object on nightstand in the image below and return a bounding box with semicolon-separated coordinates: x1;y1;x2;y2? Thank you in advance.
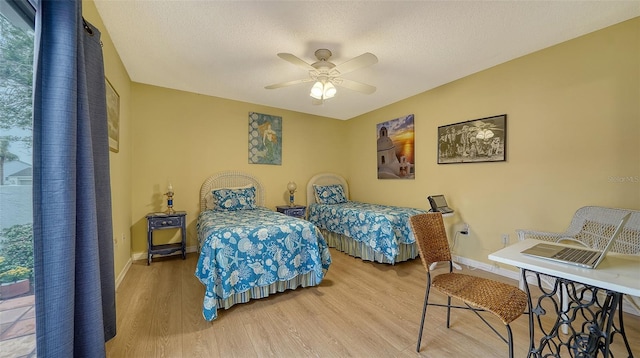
287;181;297;206
276;204;306;219
145;211;187;265
165;183;175;214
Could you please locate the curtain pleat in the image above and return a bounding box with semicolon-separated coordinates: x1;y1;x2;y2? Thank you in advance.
82;17;117;345
33;0;116;356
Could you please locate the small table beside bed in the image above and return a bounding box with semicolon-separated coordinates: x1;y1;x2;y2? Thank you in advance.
306;172;426;264
195;171;332;321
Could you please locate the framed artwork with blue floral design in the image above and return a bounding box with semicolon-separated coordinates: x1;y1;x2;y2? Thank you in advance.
248;112;282;165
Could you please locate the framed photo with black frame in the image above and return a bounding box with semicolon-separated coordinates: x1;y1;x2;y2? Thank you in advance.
437;114;506;164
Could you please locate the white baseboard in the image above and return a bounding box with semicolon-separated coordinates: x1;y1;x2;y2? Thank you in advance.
114;257;132;290
453;254;640;317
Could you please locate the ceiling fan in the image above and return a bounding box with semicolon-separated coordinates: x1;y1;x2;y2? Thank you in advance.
265;49;378;104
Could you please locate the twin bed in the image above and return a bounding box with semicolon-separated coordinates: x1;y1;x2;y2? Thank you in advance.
195;171;424;321
306;173;426;264
195;171;331;321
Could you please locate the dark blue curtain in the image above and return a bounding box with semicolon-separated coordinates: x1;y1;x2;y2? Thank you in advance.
32;0;116;356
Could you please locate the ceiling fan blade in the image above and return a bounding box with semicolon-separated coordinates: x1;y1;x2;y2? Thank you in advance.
333;52;378;75
265;78;312;89
333;78;376;94
277;53;316;71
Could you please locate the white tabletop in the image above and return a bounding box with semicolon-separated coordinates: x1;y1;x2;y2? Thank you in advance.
489;239;640;296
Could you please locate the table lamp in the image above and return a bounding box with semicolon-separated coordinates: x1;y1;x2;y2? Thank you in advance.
165;183;175;214
287;181;297;206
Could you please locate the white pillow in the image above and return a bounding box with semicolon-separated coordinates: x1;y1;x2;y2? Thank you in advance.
204;184;253;210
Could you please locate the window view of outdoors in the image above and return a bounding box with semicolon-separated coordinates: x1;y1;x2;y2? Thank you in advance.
0;1;35;355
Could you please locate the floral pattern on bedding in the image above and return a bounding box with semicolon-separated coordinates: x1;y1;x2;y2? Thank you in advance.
195;207;331;321
307;201;426;262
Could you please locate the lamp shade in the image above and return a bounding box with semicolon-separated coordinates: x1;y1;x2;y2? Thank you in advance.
324;82;336;98
310;82;324;99
287;181;297;192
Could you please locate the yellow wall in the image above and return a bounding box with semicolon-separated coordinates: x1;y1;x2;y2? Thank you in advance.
85;0;638;280
83;1;133;281
345;17;639;267
129;84;348;253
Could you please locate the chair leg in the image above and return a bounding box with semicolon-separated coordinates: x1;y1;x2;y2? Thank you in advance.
506;324;514;358
446;296;452;328
417;278;431;352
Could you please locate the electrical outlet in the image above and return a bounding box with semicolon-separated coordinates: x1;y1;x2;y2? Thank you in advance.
501;234;509;246
460;223;469;235
121;233;126;241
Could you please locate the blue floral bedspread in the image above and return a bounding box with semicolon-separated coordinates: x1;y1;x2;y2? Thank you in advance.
195;207;331;321
308;201;426;262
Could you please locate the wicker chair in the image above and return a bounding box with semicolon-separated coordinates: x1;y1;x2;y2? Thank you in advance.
516;206;640;319
410;212;527;357
516;206;640;255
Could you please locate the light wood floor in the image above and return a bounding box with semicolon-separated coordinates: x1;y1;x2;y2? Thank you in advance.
106;249;640;357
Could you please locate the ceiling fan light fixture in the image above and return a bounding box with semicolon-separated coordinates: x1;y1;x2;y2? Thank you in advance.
310;81;337;100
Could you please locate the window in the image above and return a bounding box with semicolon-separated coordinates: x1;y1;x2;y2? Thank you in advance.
0;0;35;355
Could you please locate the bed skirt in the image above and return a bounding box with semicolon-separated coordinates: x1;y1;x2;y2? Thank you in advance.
217;270;322;311
320;228;418;264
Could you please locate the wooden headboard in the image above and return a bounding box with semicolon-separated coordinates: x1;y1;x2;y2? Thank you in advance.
199;171;265;211
306;172;350;205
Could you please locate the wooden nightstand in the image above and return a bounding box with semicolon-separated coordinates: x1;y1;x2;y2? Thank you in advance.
146;211;187;265
276;205;306;219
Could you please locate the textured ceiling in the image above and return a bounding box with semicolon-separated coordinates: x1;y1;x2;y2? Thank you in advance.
94;1;639;120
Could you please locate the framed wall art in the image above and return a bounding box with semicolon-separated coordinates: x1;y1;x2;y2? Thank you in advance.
106;78;120;153
377;114;415;179
437;114;506;164
248;112;282;165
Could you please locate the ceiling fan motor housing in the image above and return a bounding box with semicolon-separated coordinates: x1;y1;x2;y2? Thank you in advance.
314;49;332;61
311;49;337;74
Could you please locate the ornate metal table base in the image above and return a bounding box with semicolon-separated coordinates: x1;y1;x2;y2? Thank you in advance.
522;269;634;358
